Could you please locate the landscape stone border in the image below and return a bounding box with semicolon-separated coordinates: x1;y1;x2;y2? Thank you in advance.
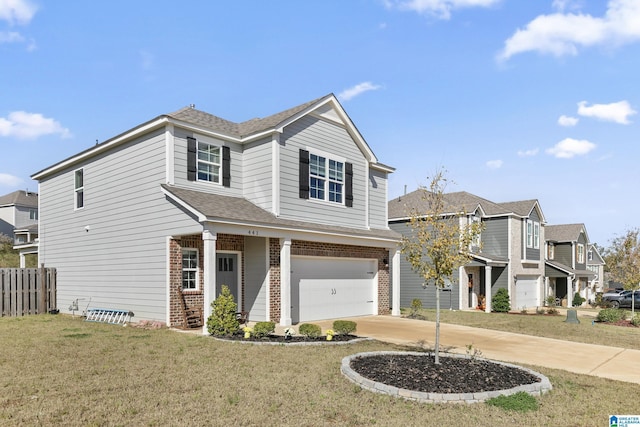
341;351;552;404
212;336;373;346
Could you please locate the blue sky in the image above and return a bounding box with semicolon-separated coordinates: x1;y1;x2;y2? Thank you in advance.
1;0;638;246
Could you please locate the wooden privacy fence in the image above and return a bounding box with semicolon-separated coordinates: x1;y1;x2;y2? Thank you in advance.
0;266;57;317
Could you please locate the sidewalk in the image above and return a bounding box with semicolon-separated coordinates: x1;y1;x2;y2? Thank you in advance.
303;314;640;385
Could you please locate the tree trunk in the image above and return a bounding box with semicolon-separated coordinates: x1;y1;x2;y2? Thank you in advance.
435;286;441;364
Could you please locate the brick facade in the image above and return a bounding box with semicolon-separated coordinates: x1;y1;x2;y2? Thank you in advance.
170;234;391;327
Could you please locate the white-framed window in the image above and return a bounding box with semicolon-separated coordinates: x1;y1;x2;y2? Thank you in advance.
548;243;555;260
197;142;221;183
471;215;481;247
526;219;540;249
309;152;344;204
588;249;593;261
182;248;198;290
29;209;38;220
577;243;585;264
74;168;84;209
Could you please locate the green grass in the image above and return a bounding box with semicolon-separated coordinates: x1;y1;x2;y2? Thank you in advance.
0;314;638;426
486;391;539;412
410;308;640;350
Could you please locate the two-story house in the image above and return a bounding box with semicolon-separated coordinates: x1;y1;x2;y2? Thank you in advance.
586;244;605;302
544;224;594;307
0;190;39;267
389;190;546;312
32;94;402;328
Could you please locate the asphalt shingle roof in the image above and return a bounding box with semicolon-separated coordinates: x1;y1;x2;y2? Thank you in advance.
545;224;585;242
0;190;38;208
162;185;400;241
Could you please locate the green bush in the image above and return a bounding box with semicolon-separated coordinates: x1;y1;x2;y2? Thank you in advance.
298;323;321;338
596;308;626;323
206;285;239;336
332;320;357;335
632;313;640;327
572;292;586;307
485;391;539;412
252;321;276;338
492;288;511;313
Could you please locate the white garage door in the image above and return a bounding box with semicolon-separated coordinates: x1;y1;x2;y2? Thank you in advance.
291;257;377;323
515;277;539;310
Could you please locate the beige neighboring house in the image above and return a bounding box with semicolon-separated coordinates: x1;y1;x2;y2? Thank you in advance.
0;190;39;267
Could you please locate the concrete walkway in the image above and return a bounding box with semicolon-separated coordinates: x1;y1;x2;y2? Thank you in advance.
305;314;640;385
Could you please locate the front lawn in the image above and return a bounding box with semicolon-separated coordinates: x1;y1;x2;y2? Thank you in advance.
0;315;637;426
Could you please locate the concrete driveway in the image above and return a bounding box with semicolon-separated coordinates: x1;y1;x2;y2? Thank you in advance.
311;315;640;385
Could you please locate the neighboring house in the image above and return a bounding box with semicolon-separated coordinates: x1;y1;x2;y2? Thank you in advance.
32;94;402;328
587;244;605;300
0;190;39;267
544;224;595;307
389;190;546;312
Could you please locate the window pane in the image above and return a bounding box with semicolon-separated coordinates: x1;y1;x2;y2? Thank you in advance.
198;163;220;182
310;154;325;177
329;182;342;203
310;177;324;200
329;160;343;181
75;170;83;189
76;190;84;208
198;143;220;163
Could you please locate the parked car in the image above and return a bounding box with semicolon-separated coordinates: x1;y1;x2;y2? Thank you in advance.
610;291;640;309
603;288;626;302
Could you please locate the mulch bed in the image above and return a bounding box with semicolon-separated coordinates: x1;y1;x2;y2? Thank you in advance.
350;354;541;393
216;333;360;343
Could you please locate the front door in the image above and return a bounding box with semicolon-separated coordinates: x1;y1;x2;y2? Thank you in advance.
216;253;239;309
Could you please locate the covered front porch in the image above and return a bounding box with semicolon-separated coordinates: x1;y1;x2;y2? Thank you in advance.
462;254;508;313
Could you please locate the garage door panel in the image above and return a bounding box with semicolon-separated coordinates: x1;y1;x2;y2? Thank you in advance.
515;278;538;309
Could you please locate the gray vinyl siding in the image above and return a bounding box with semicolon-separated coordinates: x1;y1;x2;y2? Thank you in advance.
242;137;273;211
554;243;572;267
243;236;268;321
173;128;244;196
278;116;367;228
39;129;202;322
481;218;508;258
525;210;541;260
14;206;37;229
389;221;460;309
0;207;12;237
368;168;388;229
491;267;508;296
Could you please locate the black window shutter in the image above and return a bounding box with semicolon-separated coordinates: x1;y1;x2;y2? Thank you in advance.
299;149;310;199
187;137;197;181
222;146;231;187
345;162;353;207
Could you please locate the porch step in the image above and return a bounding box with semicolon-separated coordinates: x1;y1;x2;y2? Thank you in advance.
85;308;131;325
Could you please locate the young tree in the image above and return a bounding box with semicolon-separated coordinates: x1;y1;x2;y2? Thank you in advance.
604;228;640;315
401;170;484;364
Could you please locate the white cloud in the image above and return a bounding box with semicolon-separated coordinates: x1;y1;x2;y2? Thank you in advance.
0;0;38;25
498;0;640;61
552;0;582;13
558;115;579;126
0;173;22;186
517;148;539;157
546;138;596;158
338;82;382;101
486;159;503;169
384;0;501;20
0;111;71;140
577;100;637;124
0;30;22;43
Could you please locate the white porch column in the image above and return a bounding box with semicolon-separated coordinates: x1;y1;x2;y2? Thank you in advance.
279;238;292;326
202;228;217;334
391;248;401;316
19;253;26;268
567;275;575;308
484;266;492;313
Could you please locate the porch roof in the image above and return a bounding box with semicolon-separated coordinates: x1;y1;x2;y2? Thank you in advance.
545;260;595;278
161;184;401;242
469;253;508;267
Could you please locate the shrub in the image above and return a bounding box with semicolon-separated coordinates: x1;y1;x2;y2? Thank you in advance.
409;299;422;316
596;308;626;323
206;285;239;336
485;391;539;412
298;323;321;338
572;292;586;307
545;295;557;307
632;313;640;327
252;321;275;338
492;288;511;313
333;320;357;335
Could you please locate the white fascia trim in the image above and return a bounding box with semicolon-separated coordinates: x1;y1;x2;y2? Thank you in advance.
32;117;169;180
165;124;175;185
370;163;395;173
161;187;207;222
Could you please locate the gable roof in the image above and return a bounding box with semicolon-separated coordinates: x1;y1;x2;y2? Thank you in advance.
588;244;605;265
389;189;543;222
161;185;400;242
545;223;588;243
33;94;392;180
0;190;38;208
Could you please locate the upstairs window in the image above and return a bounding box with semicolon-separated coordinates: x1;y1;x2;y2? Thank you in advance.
29;209;38;220
548;243;555;259
182;249;198;290
74;168;84;209
577;243;585;264
588;249;593;262
526;219;540;249
187;137;231;187
310;153;343;203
